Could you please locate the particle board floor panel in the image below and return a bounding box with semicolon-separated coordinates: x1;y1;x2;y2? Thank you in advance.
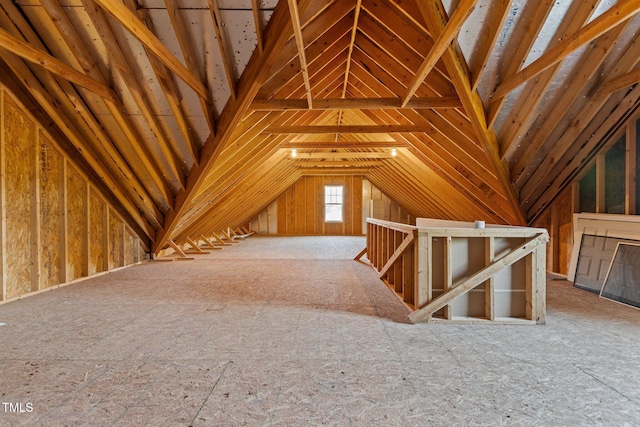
0;236;639;426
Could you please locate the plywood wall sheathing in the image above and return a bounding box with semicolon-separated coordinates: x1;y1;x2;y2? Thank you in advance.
89;191;105;275
4;99;33;298
109;209;124;270
66;166;86;281
0;87;146;304
39;135;62;288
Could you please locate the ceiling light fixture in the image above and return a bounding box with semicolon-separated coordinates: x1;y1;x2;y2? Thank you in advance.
391;148;397;157
291;149;297;158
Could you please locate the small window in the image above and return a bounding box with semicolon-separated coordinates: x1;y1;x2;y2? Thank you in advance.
325;185;344;222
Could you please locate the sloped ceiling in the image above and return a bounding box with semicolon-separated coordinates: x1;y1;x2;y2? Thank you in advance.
0;0;639;254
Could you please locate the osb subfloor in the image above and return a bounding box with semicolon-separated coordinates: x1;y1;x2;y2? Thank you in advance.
1;236;640;426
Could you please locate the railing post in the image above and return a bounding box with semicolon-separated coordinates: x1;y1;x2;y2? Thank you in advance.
443;235;452;320
416;231;430;312
484;236;495;321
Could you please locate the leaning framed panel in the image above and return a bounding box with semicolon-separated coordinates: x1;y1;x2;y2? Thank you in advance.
600;242;640;310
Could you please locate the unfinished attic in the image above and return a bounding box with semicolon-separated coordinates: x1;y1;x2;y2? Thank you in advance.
1;0;640;423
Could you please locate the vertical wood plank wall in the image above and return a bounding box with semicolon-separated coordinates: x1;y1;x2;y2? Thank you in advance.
0;86;143;304
277;176;363;235
531;185;574;276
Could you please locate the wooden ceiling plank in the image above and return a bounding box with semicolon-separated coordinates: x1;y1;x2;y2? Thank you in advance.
486;0;555;127
492;0;640;101
265;125;435;134
250;96;463;110
90;0;210;102
164;0;216;136
208;0;238;99
152;0;313;253
83;0;186;189
0;29;119;104
39;0;174;208
401;0;479;107
512;19;630;187
498;0;598;160
469;0;513;92
287;0;317;109
252;0;264;53
418;0;525;225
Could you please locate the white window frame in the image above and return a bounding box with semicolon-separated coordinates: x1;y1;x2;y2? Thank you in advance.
324;185;344;223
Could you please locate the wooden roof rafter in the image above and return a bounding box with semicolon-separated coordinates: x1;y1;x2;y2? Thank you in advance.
152;0;316;254
163;0;216;139
497;0;599;159
287;0;314;109
90;0;211;103
250;96;462;111
401;0;478;107
511;18;632;185
252;0;265;53
469;0;513;92
486;0;555;128
0;1;162;236
82;0;187;190
0;29;118;104
208;0;238;100
519;31;640;211
39;0;174;208
417;0;526;224
492;0;640;102
596;67;640;97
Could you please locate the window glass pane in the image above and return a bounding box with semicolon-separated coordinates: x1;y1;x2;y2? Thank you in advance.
605;135;625;214
325;204;343;222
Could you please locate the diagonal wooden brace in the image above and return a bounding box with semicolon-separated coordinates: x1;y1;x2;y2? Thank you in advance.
409;233;548;323
378;232;415;278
